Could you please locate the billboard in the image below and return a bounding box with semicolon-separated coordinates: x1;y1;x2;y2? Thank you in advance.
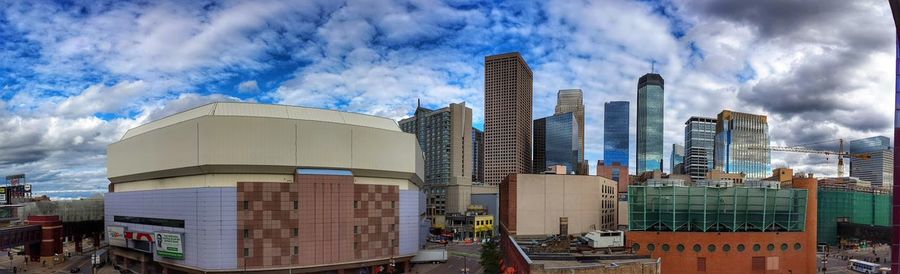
0;188;7;205
155;232;184;260
107;226;126;247
5;174;23;186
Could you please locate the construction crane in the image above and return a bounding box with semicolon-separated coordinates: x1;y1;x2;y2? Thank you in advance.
749;139;870;178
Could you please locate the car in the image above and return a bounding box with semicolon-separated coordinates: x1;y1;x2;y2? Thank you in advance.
69;267;81;273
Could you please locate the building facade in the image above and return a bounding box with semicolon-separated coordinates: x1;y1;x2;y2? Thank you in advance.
500;174;617;236
714;110;771;179
604;101;630;167
399;102;473;217
596;160;629;194
484;52;533;186
636;73;664;174
105;103;427;274
817;184;891;245
684;116;717;181
555;89;586;174
627;176;818;274
849;136;894;187
533;113;580;174
472;127;484;184
670;144;684;175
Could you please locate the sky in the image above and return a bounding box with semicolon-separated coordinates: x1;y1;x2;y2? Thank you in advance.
0;0;895;198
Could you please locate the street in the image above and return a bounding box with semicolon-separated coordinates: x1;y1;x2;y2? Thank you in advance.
409;243;483;274
818;244;892;273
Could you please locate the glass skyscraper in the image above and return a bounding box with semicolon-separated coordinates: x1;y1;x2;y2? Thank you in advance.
714;110;770;179
670;144;684;174
636;73;664;174
604;101;630;167
533;113;579;174
684;116;717;181
849;136;893;187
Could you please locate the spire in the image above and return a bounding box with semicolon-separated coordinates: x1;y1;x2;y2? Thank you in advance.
651;60;656;73
417;98;421;108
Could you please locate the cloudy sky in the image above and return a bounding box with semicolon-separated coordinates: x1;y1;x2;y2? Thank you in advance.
0;0;895;198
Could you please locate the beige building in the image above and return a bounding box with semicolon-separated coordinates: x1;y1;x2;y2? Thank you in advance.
554;89;586;174
484;52;533;186
399;102;472;217
500;174;617;236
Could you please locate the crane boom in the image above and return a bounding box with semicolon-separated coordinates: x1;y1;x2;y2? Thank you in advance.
748;139;870;178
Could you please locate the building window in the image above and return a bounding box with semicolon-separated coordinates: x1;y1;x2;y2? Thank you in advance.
661;244;670;252
676;244;685;252
737;244;745;252
697;257;706;272
293;228;299;237
293;201;299;209
723;244;731;252
354;201;360;209
767;244;775;251
392;201;396;208
243;201;250;210
243;229;250;238
354;242;359;250
354;226;359;234
243;248;251;257
693;244;701;252
780;243;788;251
632;243;640;252
392;239;397;247
794;243;802;251
293;246;299;255
753;244;761;252
647;244;655;252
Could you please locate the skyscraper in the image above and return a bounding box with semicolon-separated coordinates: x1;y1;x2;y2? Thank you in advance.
484;52;533;186
714;110;770;179
670;144;684;174
636;73;664;174
849;136;894;187
604;101;630;167
472;127;484;184
533;113;580;174
555;89;585;174
399;102;473;216
684;116;717;181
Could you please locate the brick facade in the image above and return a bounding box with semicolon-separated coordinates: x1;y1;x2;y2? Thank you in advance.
353;184;399;259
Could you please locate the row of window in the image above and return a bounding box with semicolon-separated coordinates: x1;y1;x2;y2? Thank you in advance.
633;242;802;253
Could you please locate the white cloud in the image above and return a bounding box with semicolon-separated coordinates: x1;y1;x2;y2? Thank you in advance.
237;80;260;93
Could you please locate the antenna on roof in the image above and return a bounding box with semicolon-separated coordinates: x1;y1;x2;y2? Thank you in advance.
417;98;421;108
651;60;656;73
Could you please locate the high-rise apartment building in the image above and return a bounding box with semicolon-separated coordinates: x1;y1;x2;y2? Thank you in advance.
714;110;770;179
555;89;586;174
604;101;630;167
636;73;664;174
484;52;533;186
399;102;473;216
670;144;684;174
533;113;580;174
849;136;894;187
685;116;717;181
473;127;485;183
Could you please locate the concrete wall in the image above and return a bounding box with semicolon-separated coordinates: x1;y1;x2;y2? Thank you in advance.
399;190;424;256
512;174;617;236
105;188;237;270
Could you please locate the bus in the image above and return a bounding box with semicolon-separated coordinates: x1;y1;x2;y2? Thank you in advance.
849;259;881;273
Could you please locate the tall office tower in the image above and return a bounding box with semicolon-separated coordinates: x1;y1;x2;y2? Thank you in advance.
484;52;533;186
533;113;580;174
472;127;485;183
684;117;717;181
555;89;586;174
849;136;894;187
670;144;684;174
636;73;664;174
714;110;770;179
604;101;630;167
399;102;473;216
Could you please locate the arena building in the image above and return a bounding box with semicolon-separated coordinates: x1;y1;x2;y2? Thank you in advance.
104;102;426;274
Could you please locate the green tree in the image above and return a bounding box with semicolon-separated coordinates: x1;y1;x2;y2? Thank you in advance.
480;240;501;274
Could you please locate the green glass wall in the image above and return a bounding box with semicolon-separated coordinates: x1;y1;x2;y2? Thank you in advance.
817;188;892;245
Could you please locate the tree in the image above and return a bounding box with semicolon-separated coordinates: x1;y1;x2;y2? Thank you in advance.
480;240;501;274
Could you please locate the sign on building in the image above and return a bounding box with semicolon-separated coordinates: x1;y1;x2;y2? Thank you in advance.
155;232;184;260
107;226;126;247
5;174;23;186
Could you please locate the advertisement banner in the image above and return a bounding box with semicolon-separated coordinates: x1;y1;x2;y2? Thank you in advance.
0;188;7;205
155;232;184;260
107;226;126;247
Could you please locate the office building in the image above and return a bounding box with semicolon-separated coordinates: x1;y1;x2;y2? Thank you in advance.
636;73;664;173
500;174;618;236
596;160;629;194
399;102;473;217
849;136;894;187
533;113;580;174
555;89;586;174
472;127;484;184
604;101;630;167
714;110;770;179
627;175;818;274
105;102;426;274
817;179;891;245
484;52;533;186
671;144;684;174
684;117;717;181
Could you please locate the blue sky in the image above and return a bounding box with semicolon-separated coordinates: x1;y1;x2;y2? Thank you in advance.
0;0;895;198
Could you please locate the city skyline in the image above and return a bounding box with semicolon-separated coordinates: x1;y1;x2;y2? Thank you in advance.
0;0;895;197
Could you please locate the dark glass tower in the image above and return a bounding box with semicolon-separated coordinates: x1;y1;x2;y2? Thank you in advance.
636;73;664;174
533;113;579;174
604;101;630;167
684;116;717;181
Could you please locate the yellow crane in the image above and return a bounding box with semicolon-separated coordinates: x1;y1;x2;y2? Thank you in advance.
749;139;870;178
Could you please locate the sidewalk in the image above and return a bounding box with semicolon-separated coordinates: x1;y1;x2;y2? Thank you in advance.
0;240;106;274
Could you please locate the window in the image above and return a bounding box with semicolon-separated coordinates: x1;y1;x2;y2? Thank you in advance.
794;243;802;251
391;201;396;208
243;201;250;210
780;243;788;251
767;244;775;251
293;228;299;237
354;242;359;250
753;244;761;252
293;246;299;255
647;244;655;252
293;201;299;209
723;244;731;252
354;226;359;234
243;229;250;238
693;244;701;252
354;201;360;209
707;244;716;252
737;244;745;252
661;244;670;252
676;244;685;252
243;248;251;257
632;243;640;252
697;257;706;272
